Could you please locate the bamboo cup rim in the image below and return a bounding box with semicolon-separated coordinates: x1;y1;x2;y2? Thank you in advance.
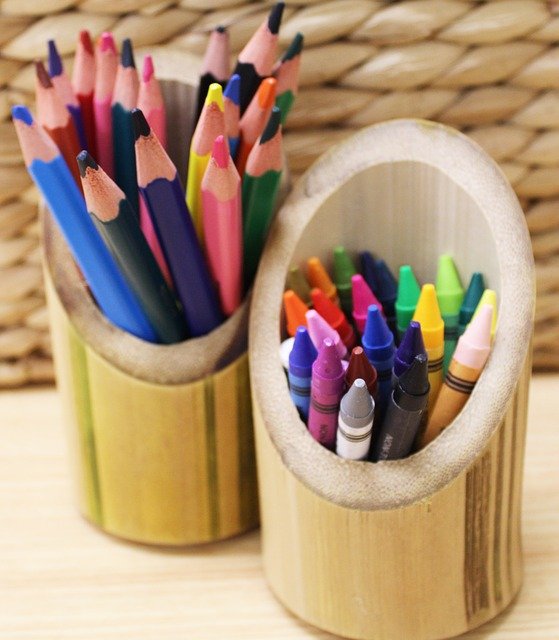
249;119;535;511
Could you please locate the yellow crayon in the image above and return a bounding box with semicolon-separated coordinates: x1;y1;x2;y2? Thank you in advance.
470;289;497;341
413;283;444;410
186;83;225;241
306;256;338;305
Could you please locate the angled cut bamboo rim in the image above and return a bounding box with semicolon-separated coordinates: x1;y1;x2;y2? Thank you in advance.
249;118;535;511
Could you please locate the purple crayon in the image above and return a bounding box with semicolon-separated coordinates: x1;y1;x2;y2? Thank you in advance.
306;309;347;360
352;274;384;335
393;320;426;383
308;338;345;451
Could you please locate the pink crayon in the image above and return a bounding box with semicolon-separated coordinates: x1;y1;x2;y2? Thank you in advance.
352;274;385;335
308;338;345;451
306;309;347;360
94;33;118;178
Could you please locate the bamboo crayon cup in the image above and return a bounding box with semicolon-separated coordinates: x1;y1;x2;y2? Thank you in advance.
42;49;259;546
249;120;535;640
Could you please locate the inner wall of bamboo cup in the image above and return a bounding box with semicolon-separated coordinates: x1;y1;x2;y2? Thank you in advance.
250;119;535;511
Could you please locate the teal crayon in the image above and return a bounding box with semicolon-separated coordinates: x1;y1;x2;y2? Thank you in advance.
458;272;485;335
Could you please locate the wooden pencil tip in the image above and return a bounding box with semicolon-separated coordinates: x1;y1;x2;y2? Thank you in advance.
47;39;63;77
268;2;285;35
258;77;277;109
99;32;117;54
12;105;33;126
224;74;240;106
142;55;154;83
216;25;226;34
282;32;304;61
212;135;229;168
131;108;151;140
35;60;52;88
121;38;136;69
260;106;281;144
79;30;94;55
76;150;98;178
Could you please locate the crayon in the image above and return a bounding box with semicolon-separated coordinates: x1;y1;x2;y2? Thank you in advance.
458;272;485;335
308;338;345;451
345;346;378;400
352;274;384;335
333;246;356;317
372;353;429;461
395;264;421;340
336;378;375;461
273;32;303;125
94;32;118;178
306;309;347;361
373;259;398;339
223;74;241;159
283;289;308;337
393;320;426;383
413;284;444;410
362;304;395;414
286;265;311;304
310;287;356;350
436;254;464;373
195;26;230;122
307;256;338;304
471;289;497;341
421;304;493;447
289;326;318;421
360;250;380;295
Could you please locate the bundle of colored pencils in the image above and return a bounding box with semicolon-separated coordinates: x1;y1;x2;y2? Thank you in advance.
13;2;302;345
282;250;496;462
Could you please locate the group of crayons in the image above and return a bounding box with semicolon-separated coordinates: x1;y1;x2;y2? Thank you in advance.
13;3;302;344
280;249;497;461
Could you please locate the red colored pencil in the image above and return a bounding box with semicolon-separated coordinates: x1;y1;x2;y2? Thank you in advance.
94;32;118;177
72;30;96;155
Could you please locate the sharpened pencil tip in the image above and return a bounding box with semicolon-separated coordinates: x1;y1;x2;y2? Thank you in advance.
224;74;240;106
216;25;226;34
268;2;285;35
11;105;33;126
257;77;277;109
76;150;98;177
79;30;94;55
47;39;63;77
35;60;52;88
211;135;229;169
121;38;136;68
142;54;154;83
99;32;117;54
282;32;304;61
205;82;224;110
131;108;151;140
260;106;281;144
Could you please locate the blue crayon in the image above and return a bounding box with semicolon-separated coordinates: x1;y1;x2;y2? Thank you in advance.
288;326;318;421
224;74;241;159
393;320;426;383
373;259;398;339
362;304;395;416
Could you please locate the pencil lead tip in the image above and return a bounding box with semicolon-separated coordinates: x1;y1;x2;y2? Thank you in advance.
131;108;151;140
282;32;304;61
76;150;98;178
211;135;229;168
99;32;117;54
260;106;281;144
216;25;226;33
121;38;136;69
35;60;52;88
224;74;240;106
47;39;63;77
205;82;224;110
79;30;94;55
142;54;154;82
257;77;277;109
268;2;285;35
11;105;33;126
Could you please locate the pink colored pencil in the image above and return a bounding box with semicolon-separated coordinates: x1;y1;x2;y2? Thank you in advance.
93;32;118;177
72;30;96;155
137;54;172;286
201;135;242;316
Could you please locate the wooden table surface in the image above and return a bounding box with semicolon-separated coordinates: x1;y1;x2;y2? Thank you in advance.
1;376;558;639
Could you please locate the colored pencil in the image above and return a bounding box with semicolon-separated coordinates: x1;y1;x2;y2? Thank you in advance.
94;32;118;178
233;2;284;113
12;105;156;342
47;39;87;150
112;38;139;216
273;32;303;125
72;30;96;155
236;77;276;176
242;106;283;288
34;60;81;186
201;135;242;316
195;26;230;122
186;83;226;241
133;108;222;337
137;54;172;285
224;74;241;159
78;151;187;344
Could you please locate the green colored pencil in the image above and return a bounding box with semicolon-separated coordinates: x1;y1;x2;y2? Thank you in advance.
274;32;303;125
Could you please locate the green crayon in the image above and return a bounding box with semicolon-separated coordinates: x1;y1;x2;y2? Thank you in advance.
436;255;464;373
458;272;485;336
395;265;421;339
333;246;357;317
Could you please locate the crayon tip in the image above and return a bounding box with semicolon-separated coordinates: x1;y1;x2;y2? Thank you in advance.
142;54;154;83
268;2;285;35
395;321;426;376
76;150;98;177
216;25;227;34
35;60;52;88
374;259;398;301
459;272;485;325
340;378;374;420
359;251;380;293
397;265;421;306
257;77;277;109
260;106;281;144
286;265;311;303
315;338;343;378
11;105;33;126
306;309;346;359
121;38;136;68
99;32;117;54
289;326;318;374
205;82;224;110
47;39;63;77
363;304;393;349
307;256;336;301
131;108;151;140
333;246;356;284
346;346;378;397
472;289;497;338
211;135;229;169
224;74;241;106
284;289;308;337
352;274;382;316
436;254;464;314
399;353;429;397
79;30;94;55
464;304;492;350
282;32;304;61
413;284;444;346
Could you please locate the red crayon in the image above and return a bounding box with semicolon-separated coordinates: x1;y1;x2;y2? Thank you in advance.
345;346;378;399
310;287;356;350
352;274;385;334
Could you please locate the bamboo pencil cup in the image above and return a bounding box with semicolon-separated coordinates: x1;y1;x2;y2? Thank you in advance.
249;120;535;640
42;49;258;546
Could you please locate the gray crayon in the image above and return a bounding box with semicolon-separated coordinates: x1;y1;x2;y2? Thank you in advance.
336;378;375;460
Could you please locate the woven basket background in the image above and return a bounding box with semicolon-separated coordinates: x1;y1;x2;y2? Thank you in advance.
0;0;557;386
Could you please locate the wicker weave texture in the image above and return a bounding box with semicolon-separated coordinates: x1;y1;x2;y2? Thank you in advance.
0;0;557;385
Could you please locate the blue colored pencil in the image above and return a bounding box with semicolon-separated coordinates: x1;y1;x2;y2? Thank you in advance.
224;73;241;159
